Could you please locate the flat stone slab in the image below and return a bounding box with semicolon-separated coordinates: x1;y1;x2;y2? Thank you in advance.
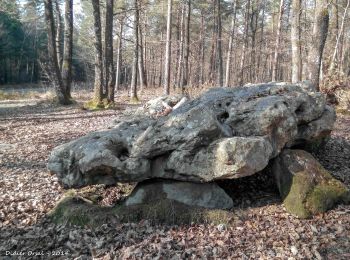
48;82;335;188
124;180;233;209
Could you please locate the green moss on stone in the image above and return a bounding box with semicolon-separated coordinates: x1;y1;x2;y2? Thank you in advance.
282;171;313;218
49;193;232;227
306;180;350;214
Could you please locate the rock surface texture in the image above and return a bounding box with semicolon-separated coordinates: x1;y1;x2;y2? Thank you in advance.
48;82;336;189
273;149;349;218
124;180;233;209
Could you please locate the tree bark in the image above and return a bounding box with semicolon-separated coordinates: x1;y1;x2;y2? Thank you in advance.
163;0;172;95
91;0;103;102
105;0;115;102
54;0;63;71
115;18;124;92
44;0;70;105
329;0;349;72
238;0;250;86
62;0;73;98
224;0;237;87
307;0;329;90
216;0;223;86
271;0;284;82
183;0;191;87
130;0;139;100
291;0;302;83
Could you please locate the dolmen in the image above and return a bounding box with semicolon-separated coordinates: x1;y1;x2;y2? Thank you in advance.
48;82;349;218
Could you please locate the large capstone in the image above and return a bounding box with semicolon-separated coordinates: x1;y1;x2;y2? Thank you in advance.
48;82;336;188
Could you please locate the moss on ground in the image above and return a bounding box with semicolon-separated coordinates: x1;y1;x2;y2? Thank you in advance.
49;191;233;227
83;98;115;110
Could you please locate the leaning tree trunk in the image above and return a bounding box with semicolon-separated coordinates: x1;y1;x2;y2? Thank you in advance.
62;0;73;98
163;0;172;95
91;0;103;102
130;0;139;101
271;0;284;82
105;0;115;102
44;0;70;105
307;0;329;91
291;0;302;83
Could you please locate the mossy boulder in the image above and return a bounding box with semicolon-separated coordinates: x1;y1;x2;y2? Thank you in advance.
273;149;349;218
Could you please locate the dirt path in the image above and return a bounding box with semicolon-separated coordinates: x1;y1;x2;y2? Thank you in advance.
0;96;349;259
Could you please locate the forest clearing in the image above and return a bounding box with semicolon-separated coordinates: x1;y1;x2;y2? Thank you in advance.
1;0;350;259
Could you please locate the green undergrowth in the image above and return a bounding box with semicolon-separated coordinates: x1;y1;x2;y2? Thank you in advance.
49;190;233;227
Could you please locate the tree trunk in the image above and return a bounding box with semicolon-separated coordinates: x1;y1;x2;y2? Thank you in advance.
54;0;63;71
225;0;237;87
163;0;172;95
62;0;73;98
238;0;251;86
183;0;191;87
307;0;329;90
291;0;302;83
177;2;185;89
91;0;103;102
105;0;115;102
271;0;284;82
199;11;205;85
44;0;70;105
130;0;139;100
138;23;147;91
329;0;349;72
216;0;223;86
115;18;124;92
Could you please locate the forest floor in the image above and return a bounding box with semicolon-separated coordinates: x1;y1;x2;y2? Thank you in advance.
0;88;350;259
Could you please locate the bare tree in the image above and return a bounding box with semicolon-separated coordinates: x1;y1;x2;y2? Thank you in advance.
91;0;103;102
163;0;172;95
216;0;223;86
115;17;124;92
183;0;191;87
225;0;237;87
105;0;115;102
238;0;250;85
62;0;73;97
271;0;284;82
44;0;70;104
130;0;139;101
307;0;329;90
54;0;63;70
329;0;349;72
291;0;302;83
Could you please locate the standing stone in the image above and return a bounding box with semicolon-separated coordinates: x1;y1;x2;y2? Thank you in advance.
272;149;349;218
